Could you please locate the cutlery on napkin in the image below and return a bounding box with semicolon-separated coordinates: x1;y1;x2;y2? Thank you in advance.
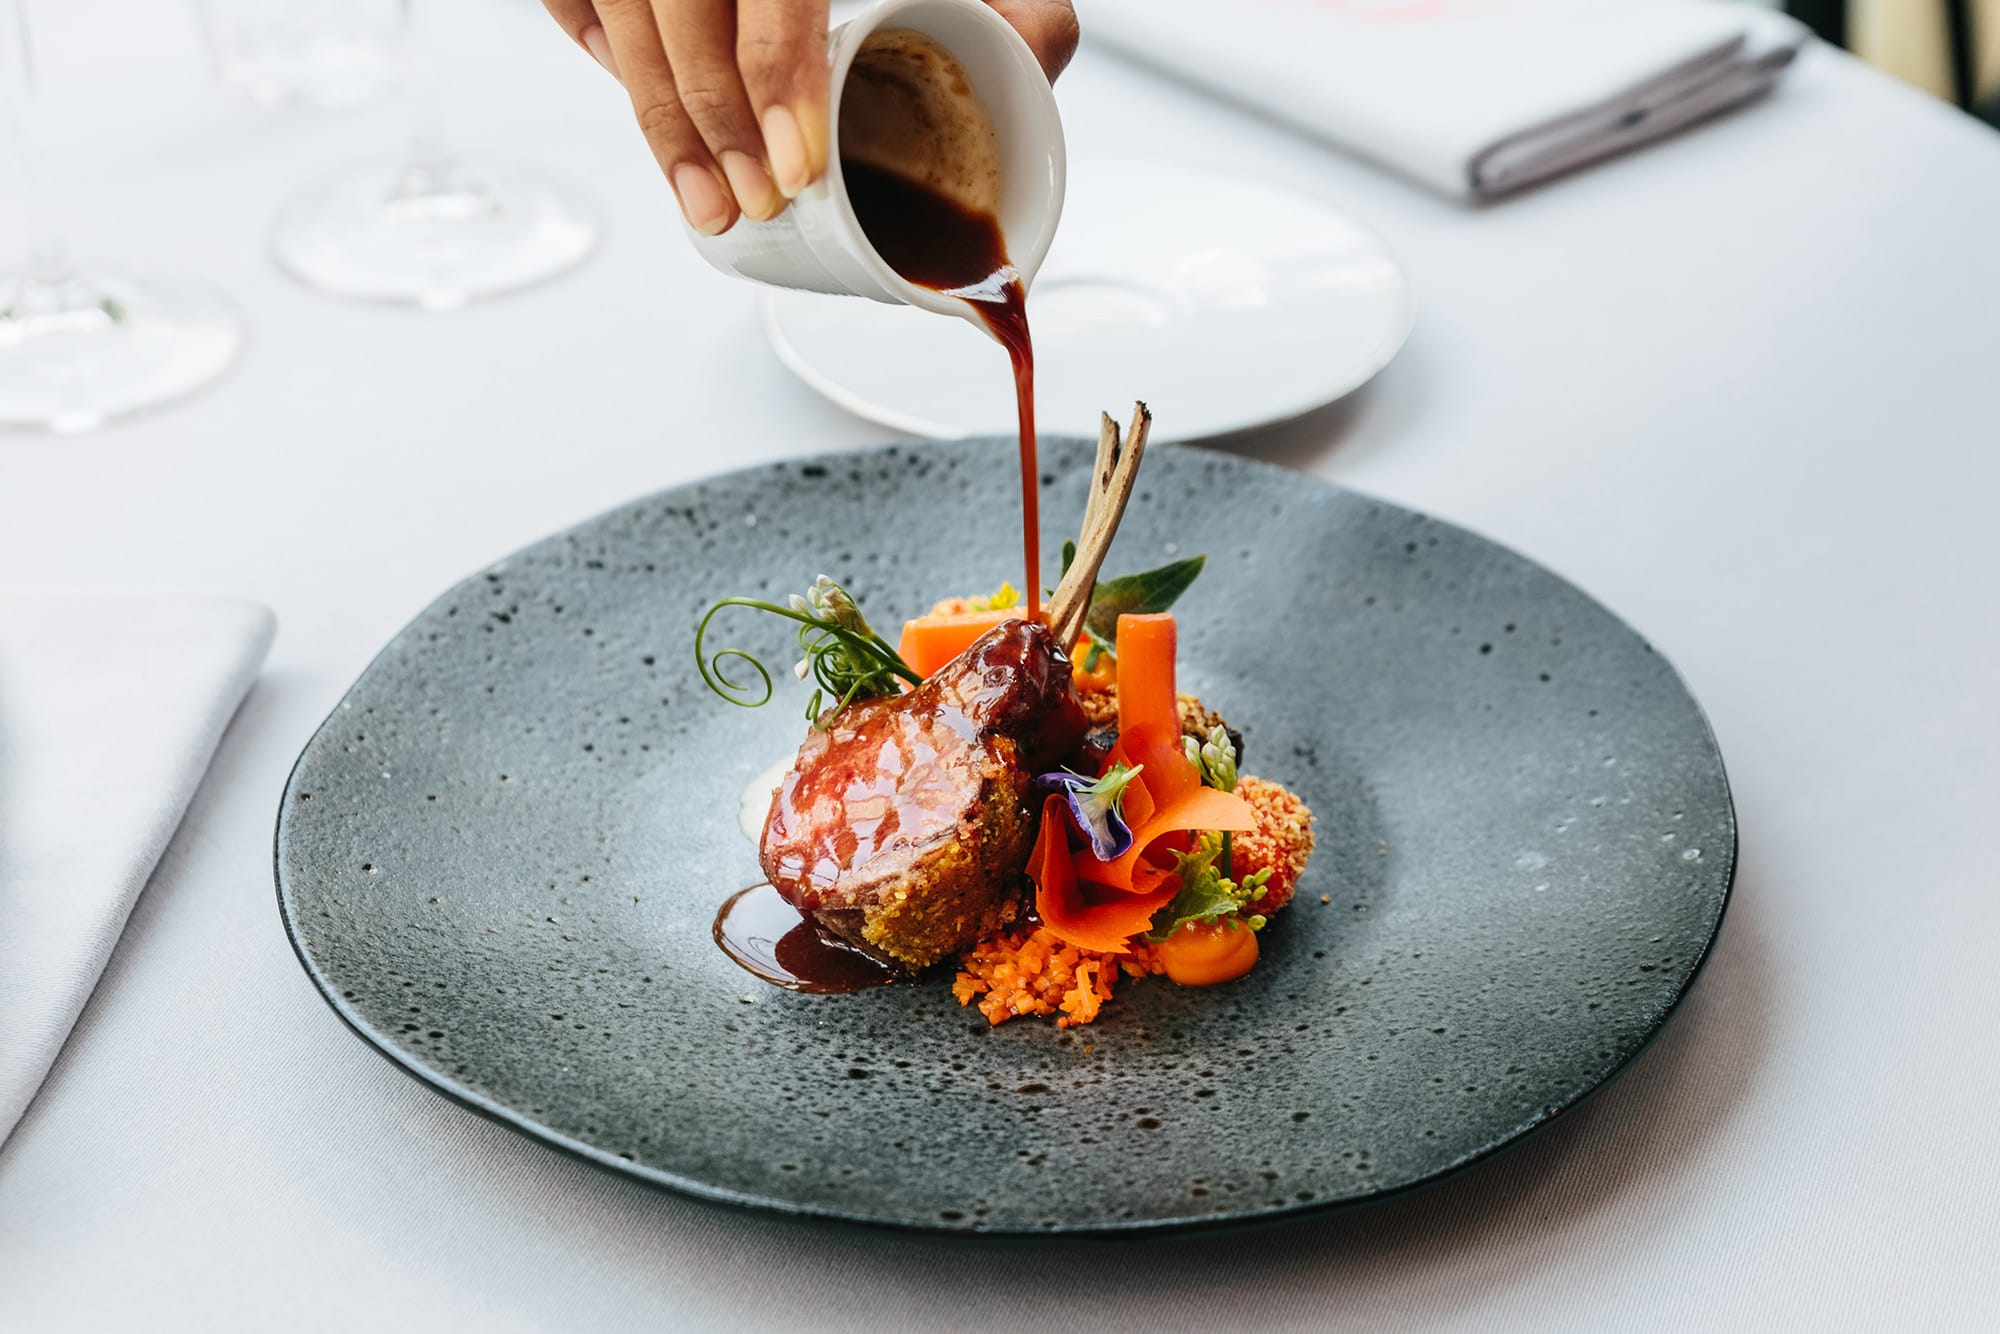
1088;0;1808;201
0;590;274;1145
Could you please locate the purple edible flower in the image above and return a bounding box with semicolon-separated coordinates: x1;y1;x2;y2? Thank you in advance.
1034;764;1145;862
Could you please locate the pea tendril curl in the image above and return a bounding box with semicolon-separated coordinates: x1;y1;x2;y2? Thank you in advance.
696;576;920;725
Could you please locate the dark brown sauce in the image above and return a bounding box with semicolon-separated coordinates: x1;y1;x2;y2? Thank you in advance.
713;883;897;993
842;159;1039;618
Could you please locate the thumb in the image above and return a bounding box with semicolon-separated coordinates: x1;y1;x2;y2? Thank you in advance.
986;0;1081;82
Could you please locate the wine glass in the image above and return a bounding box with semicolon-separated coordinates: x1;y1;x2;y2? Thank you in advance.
199;0;402;111
268;0;598;310
0;0;243;434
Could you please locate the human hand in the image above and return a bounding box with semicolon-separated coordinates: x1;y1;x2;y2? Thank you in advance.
541;1;1080;235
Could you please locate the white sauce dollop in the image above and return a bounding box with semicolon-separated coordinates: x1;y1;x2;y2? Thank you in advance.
738;755;797;842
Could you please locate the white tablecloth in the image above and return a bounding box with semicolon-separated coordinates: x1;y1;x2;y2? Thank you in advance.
3;2;1998;1329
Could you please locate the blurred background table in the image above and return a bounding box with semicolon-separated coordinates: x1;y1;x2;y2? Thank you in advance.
3;1;1998;1328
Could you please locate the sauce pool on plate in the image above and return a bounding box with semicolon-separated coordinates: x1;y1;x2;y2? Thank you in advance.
713;883;897;993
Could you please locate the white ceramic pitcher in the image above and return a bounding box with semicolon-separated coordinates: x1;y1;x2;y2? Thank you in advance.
686;0;1066;327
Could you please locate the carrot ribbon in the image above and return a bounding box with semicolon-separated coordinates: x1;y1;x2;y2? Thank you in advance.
1030;795;1179;952
1028;612;1257;953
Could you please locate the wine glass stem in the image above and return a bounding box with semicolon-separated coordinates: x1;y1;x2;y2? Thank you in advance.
2;0;75;290
398;0;450;174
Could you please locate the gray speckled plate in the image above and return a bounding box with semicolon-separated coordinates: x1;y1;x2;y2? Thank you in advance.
276;437;1734;1236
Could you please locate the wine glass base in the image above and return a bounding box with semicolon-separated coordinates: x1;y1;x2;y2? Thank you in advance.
271;156;600;309
0;267;245;435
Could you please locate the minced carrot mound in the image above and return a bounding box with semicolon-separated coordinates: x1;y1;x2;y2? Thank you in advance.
1234;775;1315;916
953;927;1163;1029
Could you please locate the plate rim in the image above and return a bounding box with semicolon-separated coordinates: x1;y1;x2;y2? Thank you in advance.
274;437;1735;1238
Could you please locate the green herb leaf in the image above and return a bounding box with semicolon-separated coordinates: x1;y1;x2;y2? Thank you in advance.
1083;554;1207;646
1144;833;1272;942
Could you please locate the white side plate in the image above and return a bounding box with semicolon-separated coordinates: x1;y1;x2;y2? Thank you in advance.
760;157;1414;443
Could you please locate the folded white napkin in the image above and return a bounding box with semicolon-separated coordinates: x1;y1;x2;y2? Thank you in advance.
0;589;274;1144
1089;0;1807;200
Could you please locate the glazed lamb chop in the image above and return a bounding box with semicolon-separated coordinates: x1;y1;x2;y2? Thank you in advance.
759;406;1152;969
758;618;1083;969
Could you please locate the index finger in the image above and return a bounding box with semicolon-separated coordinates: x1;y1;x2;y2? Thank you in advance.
595;0;739;234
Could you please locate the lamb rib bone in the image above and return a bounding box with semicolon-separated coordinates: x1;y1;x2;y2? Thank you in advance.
1048;401;1151;647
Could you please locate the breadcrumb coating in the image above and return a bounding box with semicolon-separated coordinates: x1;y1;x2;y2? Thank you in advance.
1233;775;1315;915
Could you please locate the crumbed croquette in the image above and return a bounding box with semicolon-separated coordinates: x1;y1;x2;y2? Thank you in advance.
1233;775;1315;916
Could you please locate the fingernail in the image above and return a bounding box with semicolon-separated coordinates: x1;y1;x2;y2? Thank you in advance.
719;150;782;222
762;105;812;198
797;101;831;180
579;24;619;81
672;163;731;235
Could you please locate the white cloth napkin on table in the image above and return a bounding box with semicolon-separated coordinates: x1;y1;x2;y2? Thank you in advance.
1088;0;1808;201
0;590;274;1145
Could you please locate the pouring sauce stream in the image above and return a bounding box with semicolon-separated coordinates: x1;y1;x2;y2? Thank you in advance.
841;159;1039;618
